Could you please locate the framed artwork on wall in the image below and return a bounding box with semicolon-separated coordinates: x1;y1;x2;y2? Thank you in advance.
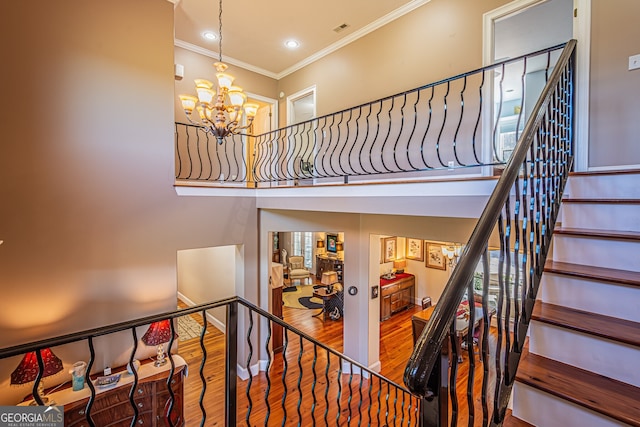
405;238;424;261
426;242;446;270
326;234;338;253
383;237;397;263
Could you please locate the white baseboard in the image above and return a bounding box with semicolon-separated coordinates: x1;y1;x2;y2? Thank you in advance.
177;291;196;307
237;363;260;381
177;292;226;333
368;360;381;374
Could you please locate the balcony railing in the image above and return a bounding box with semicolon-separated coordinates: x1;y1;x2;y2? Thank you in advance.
175;43;567;187
0;297;420;426
404;39;575;426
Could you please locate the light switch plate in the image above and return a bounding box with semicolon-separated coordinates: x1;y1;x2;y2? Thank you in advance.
629;54;640;71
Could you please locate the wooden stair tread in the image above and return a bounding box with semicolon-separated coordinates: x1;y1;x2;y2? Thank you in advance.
516;346;640;427
544;260;640;287
532;302;640;347
562;198;640;204
569;168;640;176
555;227;640;241
503;410;534;427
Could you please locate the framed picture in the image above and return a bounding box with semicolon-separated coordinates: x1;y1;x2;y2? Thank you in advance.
426;242;446;270
405;238;424;261
383;237;397;263
326;234;338;253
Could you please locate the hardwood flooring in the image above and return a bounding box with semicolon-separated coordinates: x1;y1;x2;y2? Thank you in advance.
175;297;502;426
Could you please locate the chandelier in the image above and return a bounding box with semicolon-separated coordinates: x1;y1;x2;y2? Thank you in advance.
178;0;258;144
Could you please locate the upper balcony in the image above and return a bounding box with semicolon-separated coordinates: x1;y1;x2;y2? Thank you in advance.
174;43;567;216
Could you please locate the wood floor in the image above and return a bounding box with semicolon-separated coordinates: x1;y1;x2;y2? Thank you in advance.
175;296;505;426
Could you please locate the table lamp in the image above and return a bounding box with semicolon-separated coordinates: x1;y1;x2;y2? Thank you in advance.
321;271;339;293
393;259;406;274
336;241;344;260
142;320;176;367
11;348;64;405
316;239;325;256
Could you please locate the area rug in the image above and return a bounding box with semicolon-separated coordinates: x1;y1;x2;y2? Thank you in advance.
282;285;323;310
176;314;208;341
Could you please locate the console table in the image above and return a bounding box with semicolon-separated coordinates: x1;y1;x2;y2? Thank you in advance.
380;273;415;321
22;356;186;427
316;255;344;283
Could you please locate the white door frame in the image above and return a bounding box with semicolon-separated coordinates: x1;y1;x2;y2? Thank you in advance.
285;85;317;185
483;0;591;172
286;85;317;126
246;92;278;186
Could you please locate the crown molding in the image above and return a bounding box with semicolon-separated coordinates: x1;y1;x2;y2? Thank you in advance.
175;0;431;81
174;39;279;79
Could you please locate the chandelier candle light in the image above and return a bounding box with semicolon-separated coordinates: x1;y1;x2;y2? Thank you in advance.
442;243;462;268
179;0;259;144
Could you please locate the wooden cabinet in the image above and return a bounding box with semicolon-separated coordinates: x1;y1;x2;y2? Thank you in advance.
22;358;186;427
64;364;185;427
316;256;344;283
380;274;415;321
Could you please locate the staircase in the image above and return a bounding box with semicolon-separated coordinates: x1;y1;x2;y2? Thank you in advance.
511;170;640;426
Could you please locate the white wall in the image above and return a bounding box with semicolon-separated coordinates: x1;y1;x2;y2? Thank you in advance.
177;245;242;330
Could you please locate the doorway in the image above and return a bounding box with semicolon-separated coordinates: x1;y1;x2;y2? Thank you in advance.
287;86;316;125
484;0;589;170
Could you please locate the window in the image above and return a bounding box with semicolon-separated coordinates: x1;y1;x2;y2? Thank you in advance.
292;232;313;269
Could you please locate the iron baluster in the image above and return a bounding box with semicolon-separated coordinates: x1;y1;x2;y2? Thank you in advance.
244;310;254;425
452;75;467;167
419;85;435;169
471;70;485;164
280;329;289;426
296;335;304;423
391;93;409;172
435;80;451;168
225;301;238;426
86;337;97;427
198;310;208;427
406;88;422;171
127;327;140;427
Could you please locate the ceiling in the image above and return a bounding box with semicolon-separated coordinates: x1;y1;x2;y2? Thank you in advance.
173;0;429;79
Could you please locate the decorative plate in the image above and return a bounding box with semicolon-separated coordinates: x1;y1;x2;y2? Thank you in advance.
95;373;121;387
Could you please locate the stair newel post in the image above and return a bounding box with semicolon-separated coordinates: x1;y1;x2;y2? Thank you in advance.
419;345;449;427
225;300;238;426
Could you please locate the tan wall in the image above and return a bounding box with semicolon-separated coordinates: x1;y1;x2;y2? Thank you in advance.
0;0;258;404
277;0;509;126
174;46;278;123
589;0;640;168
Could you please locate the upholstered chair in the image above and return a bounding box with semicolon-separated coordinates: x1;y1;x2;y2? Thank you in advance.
288;255;312;285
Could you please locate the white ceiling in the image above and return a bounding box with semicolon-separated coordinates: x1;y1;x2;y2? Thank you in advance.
173;0;429;79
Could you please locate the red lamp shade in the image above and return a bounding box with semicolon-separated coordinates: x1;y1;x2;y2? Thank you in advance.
141;320;175;346
11;348;64;385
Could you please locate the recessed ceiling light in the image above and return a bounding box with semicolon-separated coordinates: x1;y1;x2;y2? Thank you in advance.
285;40;300;49
203;31;217;41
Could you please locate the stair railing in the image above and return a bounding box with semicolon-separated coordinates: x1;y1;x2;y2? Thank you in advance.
404;39;576;426
175;43;569;187
0;296;419;426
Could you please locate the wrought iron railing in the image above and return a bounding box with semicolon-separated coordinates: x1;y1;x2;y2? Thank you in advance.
0;297;419;426
404;39;576;426
175;43;568;187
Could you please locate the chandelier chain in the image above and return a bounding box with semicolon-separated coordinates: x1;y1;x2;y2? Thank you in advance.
218;0;223;63
177;0;258;145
